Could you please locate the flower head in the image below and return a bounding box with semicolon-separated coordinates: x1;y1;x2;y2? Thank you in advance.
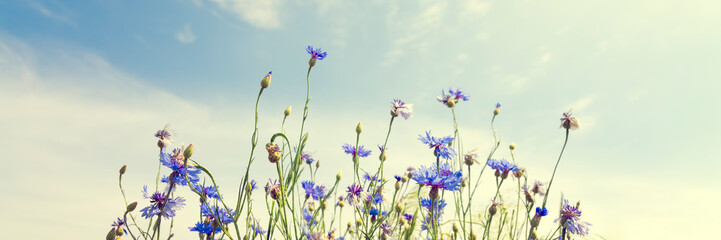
390;99;413;119
412;163;463;191
342;144;372;159
535;207;548;217
494;103;501;115
555;199;590;236
307;46;327;67
154;124;174;141
437;88;469;107
251;220;267;237
301;181;327;200
560;112;580;130
346;184;364;206
531;181;546;196
201;203;235;224
266;143;282;163
159;147;201;186
140;186;185;219
191;184;221;199
486;158;522;179
418;131;456;160
420;198;447;213
265;179;281;200
189;221;218;235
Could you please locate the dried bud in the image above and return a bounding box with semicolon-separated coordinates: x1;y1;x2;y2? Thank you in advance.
509;142;516;150
126;201;138;212
260;71;272;89
488;203;498;216
184;143;194;159
119;165;127;175
284;105;292;116
355;122;363;134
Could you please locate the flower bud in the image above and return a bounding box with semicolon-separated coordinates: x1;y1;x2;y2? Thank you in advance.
321;201;327;210
119;165;127;175
308;203;316;212
379;149;387;162
501;170;509;179
461;178;467;187
401;176;408;182
338;200;345;207
493;108;500;115
126;201;138;212
336;171;342;181
446;100;455;108
184;144;194;159
260;71;272;89
470;233;477;240
514;168;525;179
452;222;459;233
356;218;363;227
309;58;317;67
429;187;439;200
315;160;320;168
395;201;403;212
116;227;124;236
494;169;501;178
530;229;538;240
395;181;401;191
488;203;498;216
509;142;516;150
157;139;171;149
106;228;116;240
347;221;353;229
356;122;363;134
284;105;292;116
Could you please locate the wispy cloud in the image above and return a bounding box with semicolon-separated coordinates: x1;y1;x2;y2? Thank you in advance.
382;1;447;66
176;25;197;44
204;0;283;29
27;0;74;26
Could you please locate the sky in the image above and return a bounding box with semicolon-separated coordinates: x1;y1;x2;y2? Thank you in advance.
1;0;720;239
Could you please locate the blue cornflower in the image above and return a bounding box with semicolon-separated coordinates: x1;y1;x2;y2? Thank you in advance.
159;147;201;186
191;184;221;199
418;131;456;160
306;46;327;60
412;163;463;191
403;213;413;222
535;207;549;217
111;218;127;234
201;203;235;224
364;192;384;205
189;221;218;235
295;147;316;164
362;173;381;183
342;144;372;158
555;199;590;236
437;88;470;106
248;179;257;193
140;186;185;219
303;208;317;226
486;158;521;178
380;223;393;236
346;184;364;206
394;175;402;182
250;221;267;237
301;181;327;200
390;99;414;119
420;198;447;213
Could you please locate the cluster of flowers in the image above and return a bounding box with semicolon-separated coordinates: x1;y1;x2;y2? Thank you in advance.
106;46;589;240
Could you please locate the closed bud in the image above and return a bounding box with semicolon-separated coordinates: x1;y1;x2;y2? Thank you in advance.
126;201;138;212
260;71;272;89
347;221;353;229
401;176;408;182
356;122;363;134
338;200;345;207
429;187;439;200
315;160;320;168
284;105;292;116
395;181;401;191
308;203;316;212
106;228;116;240
493;108;500;115
514;168;525;179
379;149;387;162
116;227;124;236
461;178;467;187
452;222;459;233
395;201;403;212
489;204;498;216
321;201;327;210
356;218;363;227
494;169;501;178
184;143;194;159
509;142;516;150
157;139;170;149
336;171;342;181
119;165;127;175
446;100;455;108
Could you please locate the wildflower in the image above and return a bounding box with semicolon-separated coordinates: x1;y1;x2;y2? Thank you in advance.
260;71;272;89
189;221;217;235
154;124;174;148
494;102;501;115
139;186;185;219
437;88;469;107
342;144;372;160
192;184;221;199
560;112;580;130
251;221;267;237
247;180;257;194
266;143;282;163
356;122;363;134
535;207;548;217
364;192;384;205
531;181;546;196
303;208;317;226
111;218;126;235
464;148;479;166
390;99;413;119
555;199;590;236
284;105;292;117
265;179;281;200
378;145;387;161
159;147;201;186
418;131;456;160
306;45;327;67
362;173;381;183
412;163;463;199
201;203;235;224
488;201;501;216
420;198;447;213
301;181;327;200
522;185;535;203
346;184;364;206
509;142;516;150
486;158;521;179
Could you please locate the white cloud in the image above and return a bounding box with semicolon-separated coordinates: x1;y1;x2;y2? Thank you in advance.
538;52;552;64
206;0;283;29
27;0;74;26
176;25;197;44
382;0;448;66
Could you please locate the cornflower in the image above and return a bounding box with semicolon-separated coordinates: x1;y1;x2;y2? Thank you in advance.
139;186;185;219
560;112;580;130
154;125;174;148
418;131;456;160
531;180;546;196
189;221;218;235
390;99;413;119
191;184;221;200
346;184;364;206
111;218;126;235
201;203;235;224
265;179;281;200
362;173;381;183
159;147;201;186
306;45;327;67
555;199;590;236
420;198;447;213
412;163;463;199
342;144;372;158
301;181;327;200
486;158;521;179
250;221;267;237
266;143;281;163
437;88;469;107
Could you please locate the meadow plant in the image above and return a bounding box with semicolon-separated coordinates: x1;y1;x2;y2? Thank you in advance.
106;46;591;240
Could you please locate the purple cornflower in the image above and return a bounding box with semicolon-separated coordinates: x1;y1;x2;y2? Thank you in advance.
418;131;456;160
342;144;372;158
403;213;413;222
306;46;327;60
346;184;364;206
295;147;315;164
301;181;327;200
531;181;546;196
390;99;413;119
412;163;463;192
560;112;580;130
111;218;126;234
555;199;590;236
248;180;257;192
420;198;447;213
364;192;384;205
140;186;185;219
265;179;281;200
191;184;221;199
486;158;521;179
154;124;174;141
362;173;381;183
159;147;201;186
380;223;392;236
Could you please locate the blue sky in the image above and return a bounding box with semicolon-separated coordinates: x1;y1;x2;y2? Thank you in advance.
1;0;720;239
